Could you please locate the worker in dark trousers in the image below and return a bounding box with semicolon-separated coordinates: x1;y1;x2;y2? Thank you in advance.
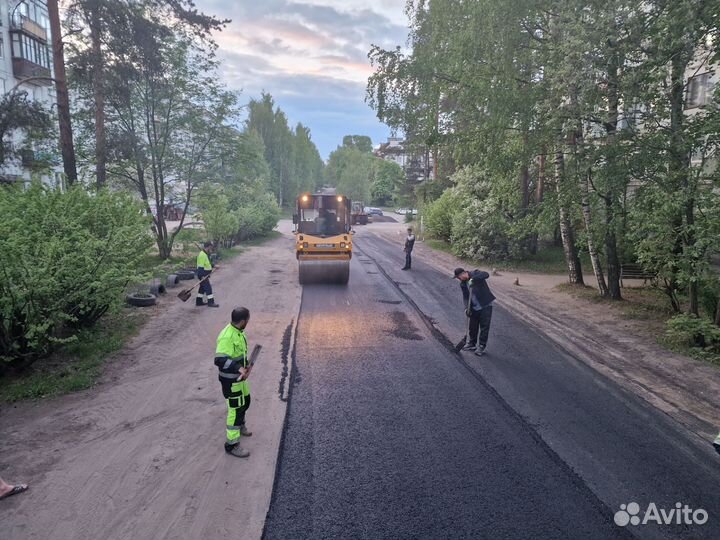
454;267;496;356
196;242;219;308
215;307;253;458
401;227;416;270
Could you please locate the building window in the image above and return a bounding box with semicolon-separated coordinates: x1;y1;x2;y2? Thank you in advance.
11;32;50;68
686;73;713;109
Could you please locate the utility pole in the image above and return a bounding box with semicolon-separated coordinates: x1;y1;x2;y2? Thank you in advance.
47;0;78;185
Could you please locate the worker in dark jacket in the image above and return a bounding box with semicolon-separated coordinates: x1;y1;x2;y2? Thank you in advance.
454;267;496;356
402;227;416;270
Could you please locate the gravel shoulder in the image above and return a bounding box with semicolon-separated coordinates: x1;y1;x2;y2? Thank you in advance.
0;223;301;540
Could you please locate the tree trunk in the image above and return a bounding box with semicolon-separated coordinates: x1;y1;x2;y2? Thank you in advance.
714;291;720;326
669;51;697;315
90;3;106;189
520;132;530;211
604;44;623;300
555;146;584;285
581;169;608;295
604;200;622;300
535;153;545;204
529;152;546;255
47;0;77;186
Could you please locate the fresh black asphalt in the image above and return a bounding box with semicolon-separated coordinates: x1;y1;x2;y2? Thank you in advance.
263;230;720;540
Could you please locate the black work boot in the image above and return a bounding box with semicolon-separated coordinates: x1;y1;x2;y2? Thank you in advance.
207;298;220;308
195;297;205;307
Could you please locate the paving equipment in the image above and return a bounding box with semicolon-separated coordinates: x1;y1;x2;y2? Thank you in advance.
293;190;353;284
351;201;369;225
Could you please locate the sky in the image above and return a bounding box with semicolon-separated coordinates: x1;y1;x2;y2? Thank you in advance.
194;0;409;159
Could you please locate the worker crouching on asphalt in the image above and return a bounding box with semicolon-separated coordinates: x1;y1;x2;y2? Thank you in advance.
402;227;415;270
197;241;219;308
215;307;253;458
454;267;496;356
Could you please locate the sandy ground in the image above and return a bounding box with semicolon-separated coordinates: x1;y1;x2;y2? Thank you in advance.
371;214;720;441
0;222;301;540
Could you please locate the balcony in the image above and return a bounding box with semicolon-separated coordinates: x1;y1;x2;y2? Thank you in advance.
10;14;48;42
12;57;51;84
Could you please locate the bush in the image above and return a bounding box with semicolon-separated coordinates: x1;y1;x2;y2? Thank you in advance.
197;185;239;247
235;192;281;241
665;314;720;353
0;184;152;367
424;189;459;241
447;166;516;260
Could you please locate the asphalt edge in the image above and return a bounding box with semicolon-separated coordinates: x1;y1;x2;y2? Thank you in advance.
261;286;303;540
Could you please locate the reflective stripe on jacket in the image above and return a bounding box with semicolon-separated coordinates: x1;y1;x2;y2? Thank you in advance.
197;250;212;271
215;323;249;396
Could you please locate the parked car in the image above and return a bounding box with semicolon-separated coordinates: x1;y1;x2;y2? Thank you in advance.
366;207;384;216
411;209;418;215
395;208;409;215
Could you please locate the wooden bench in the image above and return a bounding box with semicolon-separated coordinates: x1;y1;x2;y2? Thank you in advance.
620;263;657;288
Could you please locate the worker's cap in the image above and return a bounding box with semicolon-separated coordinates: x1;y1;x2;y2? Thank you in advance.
453;267;465;279
203;241;213;248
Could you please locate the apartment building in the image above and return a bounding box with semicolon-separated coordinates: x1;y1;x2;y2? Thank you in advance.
0;0;61;186
374;137;435;184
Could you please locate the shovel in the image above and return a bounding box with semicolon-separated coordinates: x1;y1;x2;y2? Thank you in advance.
455;315;470;352
455;288;473;352
177;272;212;302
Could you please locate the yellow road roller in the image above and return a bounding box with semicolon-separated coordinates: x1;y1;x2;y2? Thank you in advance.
293;190;353;284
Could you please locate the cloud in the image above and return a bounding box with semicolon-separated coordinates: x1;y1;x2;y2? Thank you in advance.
194;0;409;157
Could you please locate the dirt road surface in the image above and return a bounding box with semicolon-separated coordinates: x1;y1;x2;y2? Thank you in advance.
1;224;301;540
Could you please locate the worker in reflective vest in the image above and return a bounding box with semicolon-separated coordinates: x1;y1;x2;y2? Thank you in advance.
197;242;219;308
215;307;253;458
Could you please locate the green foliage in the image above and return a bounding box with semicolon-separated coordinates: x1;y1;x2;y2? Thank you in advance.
0;90;54;169
324;145;374;202
448;166;528;261
665;314;720;359
196;185;239;246
424;189;458;242
247;93;324;206
342;135;373;153
0;184;152;365
235;192;281;241
370;159;404;206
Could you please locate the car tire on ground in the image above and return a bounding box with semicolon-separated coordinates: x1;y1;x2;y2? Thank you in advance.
149;283;166;296
166;274;179;287
176;269;195;280
126;293;157;307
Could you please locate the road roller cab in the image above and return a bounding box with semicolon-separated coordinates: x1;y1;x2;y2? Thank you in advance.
293;191;353;284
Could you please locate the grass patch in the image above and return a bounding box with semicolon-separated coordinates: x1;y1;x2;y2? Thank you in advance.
426;238;455;255
555;282;674;323
494;246;592;274
424;239;590;275
0;308;148;403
